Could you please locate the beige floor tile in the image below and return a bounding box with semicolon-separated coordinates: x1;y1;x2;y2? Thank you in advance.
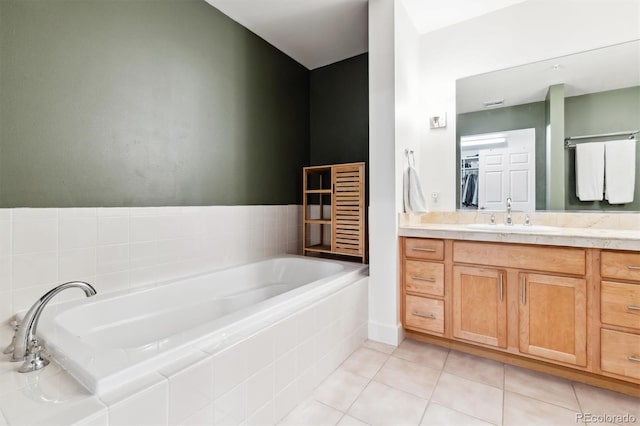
348;381;427;426
374;356;440;399
504;365;579;411
337;414;370;426
573;382;640;426
503;391;580;426
420;403;495;426
279;398;343;426
313;369;369;412
340;348;389;379
430;372;503;425
362;340;396;355
392;339;449;371
443;351;504;389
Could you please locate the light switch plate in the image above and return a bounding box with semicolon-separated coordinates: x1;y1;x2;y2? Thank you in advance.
429;113;447;129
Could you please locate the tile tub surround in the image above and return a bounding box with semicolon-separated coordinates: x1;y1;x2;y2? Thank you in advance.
399;212;640;250
283;338;640;426
0;276;368;425
0;205;303;325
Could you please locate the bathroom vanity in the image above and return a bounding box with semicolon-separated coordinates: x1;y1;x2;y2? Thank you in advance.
399;213;640;396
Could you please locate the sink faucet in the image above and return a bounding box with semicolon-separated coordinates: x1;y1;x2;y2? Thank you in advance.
505;197;513;225
10;281;96;373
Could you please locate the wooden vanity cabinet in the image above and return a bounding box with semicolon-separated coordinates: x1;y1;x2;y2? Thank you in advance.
452;265;507;348
518;272;587;366
599;251;640;382
401;238;447;337
401;237;640;395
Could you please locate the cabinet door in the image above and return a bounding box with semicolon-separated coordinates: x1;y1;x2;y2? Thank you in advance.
453;265;507;348
332;164;364;255
519;273;587;366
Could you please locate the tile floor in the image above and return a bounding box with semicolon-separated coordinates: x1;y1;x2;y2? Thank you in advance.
279;339;640;426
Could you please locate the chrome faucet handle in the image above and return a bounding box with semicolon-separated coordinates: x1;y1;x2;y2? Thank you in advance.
18;338;49;373
489;213;496;225
2;320;20;355
524;213;531;226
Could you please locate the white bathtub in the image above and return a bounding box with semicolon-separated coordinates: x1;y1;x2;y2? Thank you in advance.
36;255;367;394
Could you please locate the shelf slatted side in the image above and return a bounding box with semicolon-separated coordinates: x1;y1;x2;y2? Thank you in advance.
332;164;364;256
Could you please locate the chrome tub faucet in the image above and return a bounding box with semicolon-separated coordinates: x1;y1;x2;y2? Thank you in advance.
9;281;97;373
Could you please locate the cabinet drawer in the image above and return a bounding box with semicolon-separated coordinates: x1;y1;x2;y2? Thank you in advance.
601;281;640;330
602;251;640;282
601;329;640;380
405;238;444;261
405;260;444;296
453;241;585;275
405;295;444;334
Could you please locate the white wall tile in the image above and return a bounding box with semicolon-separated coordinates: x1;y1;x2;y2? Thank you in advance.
0;258;10;293
97;207;130;217
98;217;129;246
246;364;274;417
97;245;129;275
13;218;57;255
0;220;11;258
13;251;58;289
106;379;168;426
0;291;11;324
274;347;298;396
12;208;57;219
246;327;275;376
94;271;130;294
59;247;97;282
162;357;214;426
59;216;97;250
212;342;248;399
213;383;246;425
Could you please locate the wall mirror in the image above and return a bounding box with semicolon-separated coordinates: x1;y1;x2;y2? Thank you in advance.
456;39;640;212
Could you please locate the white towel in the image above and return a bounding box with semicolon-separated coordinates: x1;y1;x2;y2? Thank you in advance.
605;139;636;204
403;165;427;214
575;142;605;201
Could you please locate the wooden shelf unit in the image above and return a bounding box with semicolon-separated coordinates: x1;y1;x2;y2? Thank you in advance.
303;162;366;263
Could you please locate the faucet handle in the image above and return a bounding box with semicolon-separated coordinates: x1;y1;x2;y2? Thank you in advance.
490;213;496;225
2;320;20;355
524;213;531;226
18;339;49;373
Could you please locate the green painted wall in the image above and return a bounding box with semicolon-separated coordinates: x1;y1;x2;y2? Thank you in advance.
0;0;309;207
565;86;640;211
309;54;369;166
456;101;547;210
547;84;565;210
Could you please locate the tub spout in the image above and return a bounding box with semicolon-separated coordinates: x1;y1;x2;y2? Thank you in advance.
11;281;97;373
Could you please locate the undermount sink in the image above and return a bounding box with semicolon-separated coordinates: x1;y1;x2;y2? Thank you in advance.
465;223;560;233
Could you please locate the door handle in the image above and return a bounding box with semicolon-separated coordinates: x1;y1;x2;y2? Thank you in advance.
521;275;527;305
499;273;504;301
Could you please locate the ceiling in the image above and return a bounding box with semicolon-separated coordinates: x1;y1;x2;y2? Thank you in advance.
202;0;529;70
203;0;368;70
457;40;640;114
400;0;526;34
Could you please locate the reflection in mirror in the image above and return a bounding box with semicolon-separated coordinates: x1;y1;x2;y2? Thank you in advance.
460;129;535;213
456;40;640;212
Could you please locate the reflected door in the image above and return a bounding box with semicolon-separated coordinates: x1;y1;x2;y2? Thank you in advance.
478;128;535;212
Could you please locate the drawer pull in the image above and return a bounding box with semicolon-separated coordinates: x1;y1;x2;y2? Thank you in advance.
628;355;640;363
411;276;436;282
413;247;437;253
628;265;640;271
628;305;640;311
412;311;436;320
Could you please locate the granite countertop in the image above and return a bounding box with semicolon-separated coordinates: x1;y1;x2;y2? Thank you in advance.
399;212;640;251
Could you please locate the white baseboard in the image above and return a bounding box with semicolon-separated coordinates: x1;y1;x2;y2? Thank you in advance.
367;320;404;346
